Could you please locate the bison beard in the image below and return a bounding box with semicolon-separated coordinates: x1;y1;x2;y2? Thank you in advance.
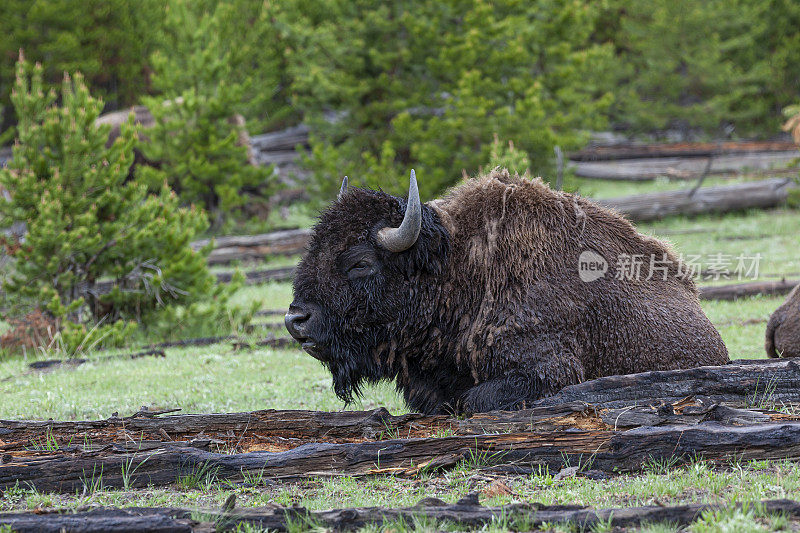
287;169;729;414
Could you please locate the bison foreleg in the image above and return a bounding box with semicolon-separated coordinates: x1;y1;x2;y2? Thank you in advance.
459;354;585;413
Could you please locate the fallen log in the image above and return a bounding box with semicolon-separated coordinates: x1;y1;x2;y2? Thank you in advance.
570;140;798;161
6;498;800;532
573;152;798;181
0;507;194;533
4;360;798;450
27;349;165;371
193;228;311;265
4;361;800;492
599;177;798;221
253;308;288;317
215;267;296;284
146;336;235;349
532;358;800;409
699;279;799;301
6;417;800;491
88;265;296;298
0;403;594;453
250;124;310;153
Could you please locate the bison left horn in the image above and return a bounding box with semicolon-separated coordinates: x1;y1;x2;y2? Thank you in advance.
338;175;348;200
377;169;422;252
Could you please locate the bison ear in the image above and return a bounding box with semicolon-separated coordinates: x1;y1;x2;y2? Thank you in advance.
338;175;348;201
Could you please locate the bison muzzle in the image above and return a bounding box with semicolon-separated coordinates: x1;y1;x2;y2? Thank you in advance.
286;169;729;414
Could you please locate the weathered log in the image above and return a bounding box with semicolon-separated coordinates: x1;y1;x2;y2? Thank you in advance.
250;124;310;153
4;361;800;492
6;499;800;533
0;403;594;454
0;507;194;533
215;266;296;284
599;177;798;221
533;358;800;409
6;418;800;491
89;266;296;297
4;360;798;449
146;336;235;349
246;321;284;331
192;228;311;265
570;140;798;161
28;349;165;371
573;152;798;180
699;279;799;301
253;308;288;317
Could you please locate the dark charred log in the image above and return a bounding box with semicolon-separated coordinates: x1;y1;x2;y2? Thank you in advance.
5;499;800;532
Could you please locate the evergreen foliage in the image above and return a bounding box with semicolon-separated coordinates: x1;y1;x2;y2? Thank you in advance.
0;0;798;205
0;0;164;133
605;0;800;136
0;56;223;352
139;0;274;218
283;0;614;198
187;0;295;132
487;135;531;177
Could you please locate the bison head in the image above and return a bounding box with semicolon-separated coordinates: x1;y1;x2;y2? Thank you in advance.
285;171;449;403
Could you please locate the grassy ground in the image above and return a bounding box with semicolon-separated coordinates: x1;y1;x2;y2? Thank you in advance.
1;175;799;530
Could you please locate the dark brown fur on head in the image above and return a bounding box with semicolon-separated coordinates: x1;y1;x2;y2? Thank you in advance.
289;169;729;414
766;285;800;358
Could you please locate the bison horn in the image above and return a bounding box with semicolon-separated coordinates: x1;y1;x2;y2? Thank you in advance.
377;169;422;252
338;175;348;200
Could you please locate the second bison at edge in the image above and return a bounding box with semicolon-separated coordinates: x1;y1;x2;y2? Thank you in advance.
767;284;800;359
286;169;729;414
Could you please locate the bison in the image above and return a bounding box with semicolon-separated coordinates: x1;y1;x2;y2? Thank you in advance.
766;284;800;358
285;169;729;414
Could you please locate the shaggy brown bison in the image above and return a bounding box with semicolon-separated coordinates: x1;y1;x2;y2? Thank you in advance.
285;169;729;413
766;284;800;358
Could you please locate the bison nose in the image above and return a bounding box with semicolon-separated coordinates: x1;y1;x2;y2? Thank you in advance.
284;309;311;340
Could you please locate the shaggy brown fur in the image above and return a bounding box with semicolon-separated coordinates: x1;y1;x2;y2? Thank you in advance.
288;169;729;414
766;284;800;358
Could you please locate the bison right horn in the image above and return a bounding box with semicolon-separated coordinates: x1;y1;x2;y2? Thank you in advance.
338;175;348;200
377;169;422;253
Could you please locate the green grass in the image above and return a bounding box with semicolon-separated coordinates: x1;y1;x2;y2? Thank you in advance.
573;174;765;200
0;341;405;420
640;208;800;281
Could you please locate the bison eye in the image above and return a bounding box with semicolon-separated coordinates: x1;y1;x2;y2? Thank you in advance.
345;259;376;280
338;245;379;280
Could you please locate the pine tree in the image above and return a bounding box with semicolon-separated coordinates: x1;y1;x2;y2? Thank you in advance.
281;0;615;199
487;135;531;177
0;55;220;351
604;0;794;136
0;0;165;133
139;1;273;220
